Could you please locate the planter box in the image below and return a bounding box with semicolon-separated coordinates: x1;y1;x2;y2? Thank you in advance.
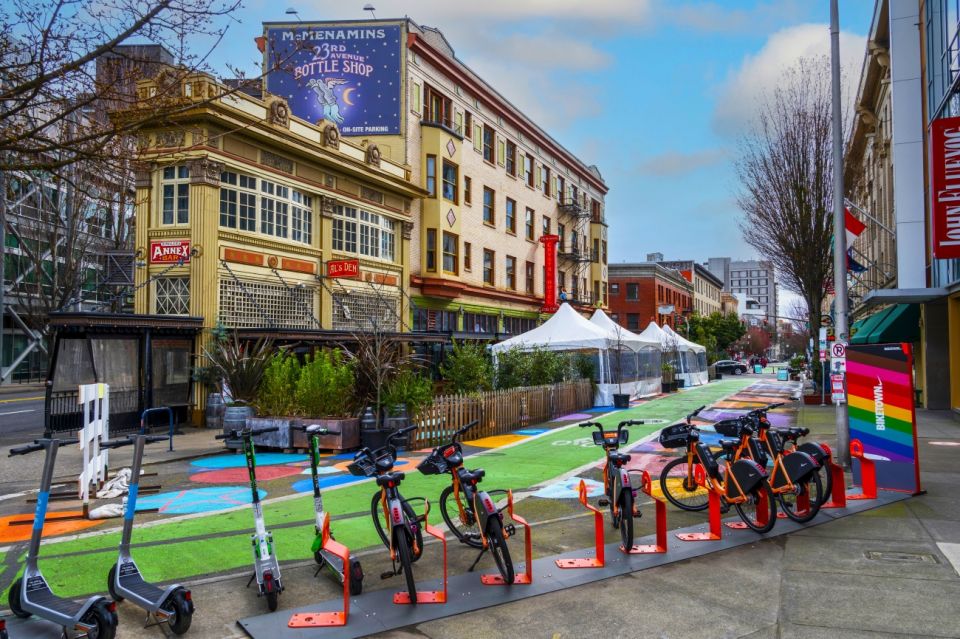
802;394;823;405
661;382;677;394
247;416;297;449
612;393;630;409
300;417;360;451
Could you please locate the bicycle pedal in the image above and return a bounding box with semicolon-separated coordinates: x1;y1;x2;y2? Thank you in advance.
632;510;643;519
379;571;396;580
504;524;516;536
597;498;610;507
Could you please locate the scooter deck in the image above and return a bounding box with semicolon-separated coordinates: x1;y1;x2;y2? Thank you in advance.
25;582;84;617
119;569;165;601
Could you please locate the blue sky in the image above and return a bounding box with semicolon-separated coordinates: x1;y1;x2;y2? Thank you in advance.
198;0;874;311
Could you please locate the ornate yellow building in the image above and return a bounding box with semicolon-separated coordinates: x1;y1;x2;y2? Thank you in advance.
127;72;425;417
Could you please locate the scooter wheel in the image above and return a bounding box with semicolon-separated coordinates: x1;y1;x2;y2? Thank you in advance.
166;588;193;635
83;601;118;639
266;590;279;612
106;565;124;603
8;578;29;618
313;550;325;567
349;560;364;596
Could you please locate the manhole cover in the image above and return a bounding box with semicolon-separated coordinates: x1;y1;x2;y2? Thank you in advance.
864;551;938;564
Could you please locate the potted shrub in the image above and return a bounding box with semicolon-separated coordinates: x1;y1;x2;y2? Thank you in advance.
203;334;273;447
248;350;302;449
610;324;631;409
295;349;360;451
381;367;434;432
661;362;676;393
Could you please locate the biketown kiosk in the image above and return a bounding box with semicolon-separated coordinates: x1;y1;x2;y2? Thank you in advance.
44;312;203;435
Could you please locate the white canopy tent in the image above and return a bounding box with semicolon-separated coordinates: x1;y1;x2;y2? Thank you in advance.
490;304;613;403
589;310;662;402
661;324;709;387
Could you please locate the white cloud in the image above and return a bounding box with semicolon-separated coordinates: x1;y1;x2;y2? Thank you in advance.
712;23;865;136
662;0;807;34
636;148;727;176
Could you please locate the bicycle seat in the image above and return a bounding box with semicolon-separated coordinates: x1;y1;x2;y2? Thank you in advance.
719;439;740;451
375;456;395;472
609;451;631;465
461;468;485;484
376;471;405;486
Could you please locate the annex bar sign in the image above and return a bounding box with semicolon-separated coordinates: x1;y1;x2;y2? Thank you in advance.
149;240;191;264
930;116;960;259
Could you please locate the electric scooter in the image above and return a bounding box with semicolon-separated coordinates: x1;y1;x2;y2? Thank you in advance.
215;426;284;611
7;438;119;639
101;433;194;634
293;423;364;595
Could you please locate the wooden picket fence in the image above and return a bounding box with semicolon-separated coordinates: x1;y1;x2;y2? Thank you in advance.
409;379;594;449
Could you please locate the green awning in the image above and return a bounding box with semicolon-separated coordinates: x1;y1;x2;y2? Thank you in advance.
850;307;894;344
850;304;920;344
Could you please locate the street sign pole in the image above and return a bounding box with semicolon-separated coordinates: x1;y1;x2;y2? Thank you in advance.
821;361;826;406
830;0;851;468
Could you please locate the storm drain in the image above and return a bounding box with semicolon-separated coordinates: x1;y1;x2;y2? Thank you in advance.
864;550;938;564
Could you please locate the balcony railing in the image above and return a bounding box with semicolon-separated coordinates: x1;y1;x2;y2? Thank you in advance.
558;196;589;217
557;247;595;263
421;114;464;139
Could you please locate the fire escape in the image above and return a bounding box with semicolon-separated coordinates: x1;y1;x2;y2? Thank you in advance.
557;190;595;306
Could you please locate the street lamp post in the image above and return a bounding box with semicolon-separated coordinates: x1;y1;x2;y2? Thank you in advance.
830;0;851;468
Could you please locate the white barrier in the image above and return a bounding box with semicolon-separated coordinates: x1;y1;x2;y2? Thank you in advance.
78;383;109;516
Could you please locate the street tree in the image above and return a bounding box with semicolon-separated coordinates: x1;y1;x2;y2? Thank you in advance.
735;57;840;384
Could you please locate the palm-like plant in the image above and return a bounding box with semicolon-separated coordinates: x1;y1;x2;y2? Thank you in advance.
203;333;273;405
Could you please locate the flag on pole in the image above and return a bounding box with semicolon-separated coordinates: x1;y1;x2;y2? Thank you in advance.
847;250;867;273
845;208;866;245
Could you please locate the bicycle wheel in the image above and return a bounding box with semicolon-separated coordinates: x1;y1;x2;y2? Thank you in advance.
486;516;515;585
733;480;777;533
439;485;482;548
619;489;634;550
778;471;823;524
372;491;425;559
395;528;418;604
660;456;710;511
608;471;621;529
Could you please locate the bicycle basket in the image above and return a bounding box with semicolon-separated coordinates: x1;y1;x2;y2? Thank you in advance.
417;451;447;476
713;418;744;437
347;455;376;477
658;424;693;449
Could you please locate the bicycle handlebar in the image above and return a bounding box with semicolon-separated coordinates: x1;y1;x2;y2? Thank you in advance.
214;426;280;441
385;424;418;446
452;420;479;442
686;405;706;423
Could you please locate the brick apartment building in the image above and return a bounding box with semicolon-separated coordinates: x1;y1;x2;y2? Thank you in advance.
607;263;693;331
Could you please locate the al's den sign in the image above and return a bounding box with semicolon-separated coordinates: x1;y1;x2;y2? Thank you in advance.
263;23;402;136
930;116;960;259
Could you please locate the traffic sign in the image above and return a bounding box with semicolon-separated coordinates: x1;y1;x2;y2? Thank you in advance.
831;342;846;359
831;374;845;404
821;314;833;327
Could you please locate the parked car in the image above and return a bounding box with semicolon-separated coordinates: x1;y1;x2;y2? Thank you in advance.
714;359;748;375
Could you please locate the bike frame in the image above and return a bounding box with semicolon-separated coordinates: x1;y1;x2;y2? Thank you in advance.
449;468;500;548
379;482;419;559
18;440;105;637
683;443;751;504
726;424;799;496
242;435;281;595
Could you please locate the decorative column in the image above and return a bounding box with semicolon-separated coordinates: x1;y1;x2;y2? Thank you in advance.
540;234;560;313
133;164;153;314
319;195;336;329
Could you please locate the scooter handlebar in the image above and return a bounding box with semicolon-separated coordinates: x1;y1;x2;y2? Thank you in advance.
215;426;279;440
9;442;44;456
292;424;341;436
100;438;135;449
146;435;170;444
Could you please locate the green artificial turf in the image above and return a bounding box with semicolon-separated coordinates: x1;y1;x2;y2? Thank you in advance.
4;378;753;597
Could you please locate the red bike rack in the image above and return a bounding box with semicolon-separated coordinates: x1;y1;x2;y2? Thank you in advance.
481;489;533;585
394;502;448;605
555;480;605;568
623;471;667;554
677;465;723;541
288;515;350;628
846;439;877;501
815;443;847;509
724;486;771;530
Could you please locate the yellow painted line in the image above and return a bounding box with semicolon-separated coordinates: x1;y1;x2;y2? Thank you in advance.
0;395;44;404
848;394;913;423
463;434;528;449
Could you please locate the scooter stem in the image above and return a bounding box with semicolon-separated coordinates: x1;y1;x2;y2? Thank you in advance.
119;435;147;554
27;440;59;571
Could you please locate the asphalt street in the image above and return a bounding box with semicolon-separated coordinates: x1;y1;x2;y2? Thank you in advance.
0;391;46;448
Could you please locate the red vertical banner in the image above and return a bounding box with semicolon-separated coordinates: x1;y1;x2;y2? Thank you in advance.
929;116;960;259
540;234;559;313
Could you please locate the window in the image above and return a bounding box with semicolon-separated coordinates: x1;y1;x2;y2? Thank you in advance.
426;228;437;272
464;176;472;205
505;140;517;176
543;166;552;196
503;316;537;334
464;241;472;271
505;256;516;290
483;249;494;285
291;190;313;244
156;277;190;315
464;111;473;138
558;223;566;250
610;283;620;295
542;216;551;235
627;313;640;330
473;123;483;151
465;312;497;333
559;270;566;290
525;261;535;293
505;198;516;233
497;138;505;166
333;206;395;261
593;238;600;263
525;208;535;240
442;161;458;203
557;175;565;202
483;187;495;225
524;154;534;186
441;232;459;274
601;240;607;264
220;171;257;232
412;82;422;113
482;124;495;163
161;165;190;224
260;180;289;239
626;283;639;300
426;155;437;197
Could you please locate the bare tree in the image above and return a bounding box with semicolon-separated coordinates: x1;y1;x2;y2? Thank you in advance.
736;58;841;385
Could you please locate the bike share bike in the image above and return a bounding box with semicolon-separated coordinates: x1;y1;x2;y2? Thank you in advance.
724;405;824;522
579;419;647;550
293;423;364;596
417;420;515;584
101;431;194;634
347;425;426;603
215;426;284;611
8;438;119;639
659;408;778;533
